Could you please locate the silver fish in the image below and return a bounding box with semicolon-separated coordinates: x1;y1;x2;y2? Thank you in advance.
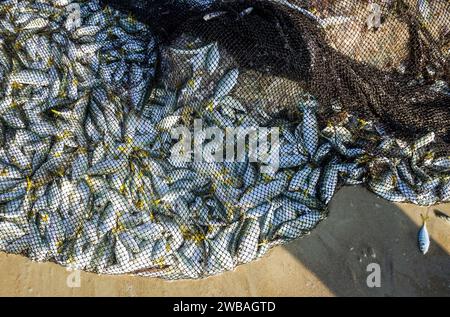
418;213;430;254
214;68;239;100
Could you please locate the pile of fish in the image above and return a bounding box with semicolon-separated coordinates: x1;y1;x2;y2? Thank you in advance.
0;0;448;279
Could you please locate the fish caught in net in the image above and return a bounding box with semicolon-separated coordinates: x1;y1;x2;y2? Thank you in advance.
0;0;448;279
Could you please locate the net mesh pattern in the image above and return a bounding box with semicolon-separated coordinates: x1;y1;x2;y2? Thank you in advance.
0;0;448;279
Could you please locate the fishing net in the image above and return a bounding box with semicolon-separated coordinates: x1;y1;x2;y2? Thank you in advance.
0;0;448;279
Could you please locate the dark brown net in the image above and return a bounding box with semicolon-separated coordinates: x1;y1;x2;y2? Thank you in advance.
103;0;450;152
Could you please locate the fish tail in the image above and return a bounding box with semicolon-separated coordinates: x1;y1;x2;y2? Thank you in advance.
420;211;429;223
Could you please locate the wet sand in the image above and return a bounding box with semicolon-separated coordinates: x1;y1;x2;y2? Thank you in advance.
0;186;449;296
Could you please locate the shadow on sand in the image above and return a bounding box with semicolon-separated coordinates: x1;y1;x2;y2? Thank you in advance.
282;186;450;296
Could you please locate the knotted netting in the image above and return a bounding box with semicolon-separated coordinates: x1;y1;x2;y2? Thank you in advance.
0;0;448;279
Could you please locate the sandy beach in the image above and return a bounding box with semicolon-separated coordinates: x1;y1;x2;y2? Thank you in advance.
0;186;449;297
